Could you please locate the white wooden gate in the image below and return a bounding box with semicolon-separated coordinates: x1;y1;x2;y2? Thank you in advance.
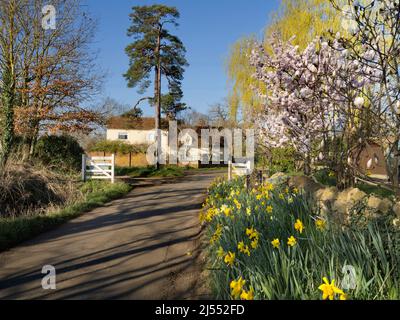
228;160;252;181
82;154;115;183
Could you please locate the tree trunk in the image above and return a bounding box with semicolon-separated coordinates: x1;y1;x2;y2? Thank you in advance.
303;153;311;176
0;1;17;172
0;65;15;171
154;30;162;170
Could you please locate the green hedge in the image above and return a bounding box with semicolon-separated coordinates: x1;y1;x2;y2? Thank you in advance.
35;135;83;172
90;140;148;155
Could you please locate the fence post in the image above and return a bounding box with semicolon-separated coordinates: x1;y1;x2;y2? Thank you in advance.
228;160;232;181
111;153;115;184
82;154;86;182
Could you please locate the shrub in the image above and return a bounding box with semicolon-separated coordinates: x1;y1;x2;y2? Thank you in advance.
35;135;84;172
0;163;74;217
90;140;148;155
202;178;400;300
257;147;297;174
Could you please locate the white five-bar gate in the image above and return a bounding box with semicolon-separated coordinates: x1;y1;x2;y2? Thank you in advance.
228;159;252;181
82;154;115;183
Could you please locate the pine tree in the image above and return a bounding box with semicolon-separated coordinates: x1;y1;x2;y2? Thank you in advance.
124;5;188;167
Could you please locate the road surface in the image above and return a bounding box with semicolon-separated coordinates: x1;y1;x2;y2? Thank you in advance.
0;171;223;300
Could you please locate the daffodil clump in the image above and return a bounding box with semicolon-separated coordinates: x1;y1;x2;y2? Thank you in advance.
203;177;400;300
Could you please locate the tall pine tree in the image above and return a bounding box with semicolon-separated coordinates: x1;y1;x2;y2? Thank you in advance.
124;5;187;167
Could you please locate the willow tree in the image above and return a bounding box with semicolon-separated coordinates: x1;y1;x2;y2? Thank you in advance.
124;5;187;168
226;0;342;121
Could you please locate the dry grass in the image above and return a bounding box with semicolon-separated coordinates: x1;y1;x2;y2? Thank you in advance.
0;161;80;217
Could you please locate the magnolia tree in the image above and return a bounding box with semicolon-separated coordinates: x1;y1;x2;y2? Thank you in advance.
331;0;400;193
250;34;375;187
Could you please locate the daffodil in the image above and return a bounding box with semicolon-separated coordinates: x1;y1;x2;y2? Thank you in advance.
279;193;285;200
265;183;274;191
293;187;299;194
240;287;254;300
271;238;280;248
246;227;259;241
216;246;225;258
238;242;251;256
224;251;235;267
266;206;273;214
210;224;223;244
233;199;241;210
318;277;345;300
287;235;297;247
315;219;326;230
230;277;245;299
221;204;232;217
246;208;252;216
294;219;304;234
250;239;259;249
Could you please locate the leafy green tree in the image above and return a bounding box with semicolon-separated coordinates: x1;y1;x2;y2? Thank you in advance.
121;106;143;120
158;83;187;120
124;5;188;167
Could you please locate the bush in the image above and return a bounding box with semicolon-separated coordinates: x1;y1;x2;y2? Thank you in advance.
0;163;74;217
313;168;337;187
202;178;400;300
35;135;84;172
257;147;296;174
90;140;148;155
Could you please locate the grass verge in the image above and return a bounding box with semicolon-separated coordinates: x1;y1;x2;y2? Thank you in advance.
0;180;132;252
115;165;185;178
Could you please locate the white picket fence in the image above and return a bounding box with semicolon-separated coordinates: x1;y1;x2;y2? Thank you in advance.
82;154;115;183
228;160;252;181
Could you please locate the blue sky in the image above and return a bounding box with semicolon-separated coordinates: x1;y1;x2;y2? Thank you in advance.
86;0;280;116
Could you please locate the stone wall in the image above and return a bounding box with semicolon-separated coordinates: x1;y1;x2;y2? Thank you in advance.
267;172;400;228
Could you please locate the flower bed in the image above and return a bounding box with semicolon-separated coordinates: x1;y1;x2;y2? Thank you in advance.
201;178;400;300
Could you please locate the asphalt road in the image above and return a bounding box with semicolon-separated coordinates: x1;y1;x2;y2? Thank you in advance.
0;171;223;300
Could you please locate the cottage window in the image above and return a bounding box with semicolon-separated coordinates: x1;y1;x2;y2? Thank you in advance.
118;132;128;140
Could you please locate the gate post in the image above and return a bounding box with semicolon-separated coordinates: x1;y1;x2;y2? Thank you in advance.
111;153;115;184
82;154;86;182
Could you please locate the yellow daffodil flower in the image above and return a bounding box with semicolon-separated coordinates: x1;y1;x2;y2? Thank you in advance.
287;235;297;247
233;199;241;210
216;246;225;258
318;277;345;300
224;251;235;267
315;219;326;230
271;239;280;248
230;277;246;299
266;206;273;214
294;219;304;234
240;287;254;300
246;208;251;216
